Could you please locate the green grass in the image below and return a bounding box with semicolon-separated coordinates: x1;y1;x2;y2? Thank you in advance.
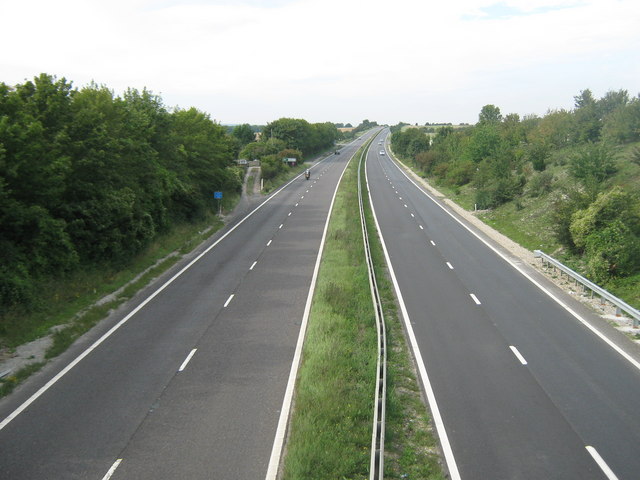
282;146;376;479
0;212;226;398
282;141;445;479
361;157;445;480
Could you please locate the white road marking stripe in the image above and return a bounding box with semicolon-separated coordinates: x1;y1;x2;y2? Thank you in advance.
446;262;454;270
509;346;528;365
267;239;272;246
389;157;640;373
178;349;197;372
411;213;415;217
101;459;122;480
430;240;435;245
279;224;283;229
265;143;354;480
224;294;234;308
0;151;337;433
586;446;620;480
295;203;299;207
419;225;424;230
365;167;462;480
288;212;291;216
250;261;257;270
404;204;408;208
470;293;481;305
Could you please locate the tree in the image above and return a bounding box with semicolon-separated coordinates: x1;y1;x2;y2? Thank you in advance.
232;123;255;147
569;142;617;198
478;104;502;125
570;187;640;281
572;89;601;143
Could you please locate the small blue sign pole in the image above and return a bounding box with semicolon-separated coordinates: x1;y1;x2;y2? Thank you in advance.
214;191;223;215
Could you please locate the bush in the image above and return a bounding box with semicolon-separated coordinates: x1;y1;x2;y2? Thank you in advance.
527;171;554;197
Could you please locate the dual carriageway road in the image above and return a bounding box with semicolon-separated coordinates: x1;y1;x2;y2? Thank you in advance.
1;128;640;479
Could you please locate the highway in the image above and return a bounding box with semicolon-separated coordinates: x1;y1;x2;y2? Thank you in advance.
366;129;640;479
0;132;374;479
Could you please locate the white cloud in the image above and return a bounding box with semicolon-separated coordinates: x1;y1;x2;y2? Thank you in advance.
1;0;638;124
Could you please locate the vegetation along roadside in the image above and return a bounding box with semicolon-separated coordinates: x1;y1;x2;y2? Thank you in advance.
390;90;640;315
281;139;445;479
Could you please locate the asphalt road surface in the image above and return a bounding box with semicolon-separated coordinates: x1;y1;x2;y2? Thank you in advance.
0;132;374;479
366;129;640;480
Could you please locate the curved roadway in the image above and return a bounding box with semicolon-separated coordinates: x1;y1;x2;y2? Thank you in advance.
366;129;640;480
0;132;375;479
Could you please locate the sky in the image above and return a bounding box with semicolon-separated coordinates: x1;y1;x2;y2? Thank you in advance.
1;0;639;126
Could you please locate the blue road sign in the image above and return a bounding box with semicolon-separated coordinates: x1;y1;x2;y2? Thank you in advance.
214;191;223;199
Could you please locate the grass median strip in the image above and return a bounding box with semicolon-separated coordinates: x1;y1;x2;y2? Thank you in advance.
282;142;445;479
282;148;376;479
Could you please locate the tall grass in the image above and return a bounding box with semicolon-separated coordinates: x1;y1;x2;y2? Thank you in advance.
282;150;377;479
282;143;445;479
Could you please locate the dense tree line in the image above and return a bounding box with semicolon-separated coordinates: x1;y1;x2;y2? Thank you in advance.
240;118;339;180
1;74;242;310
391;89;640;284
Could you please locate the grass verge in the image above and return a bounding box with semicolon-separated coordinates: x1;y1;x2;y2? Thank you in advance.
282;146;377;479
281;142;445;479
0;211;227;398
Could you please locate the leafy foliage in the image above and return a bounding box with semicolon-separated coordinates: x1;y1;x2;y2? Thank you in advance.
390;91;640;287
0;74;241;314
569;187;640;282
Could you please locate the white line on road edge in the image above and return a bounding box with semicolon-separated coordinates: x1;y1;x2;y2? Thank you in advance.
586;446;620;480
509;346;528;365
264;147;354;480
470;294;481;305
224;294;234;308
389;156;640;373
101;459;122;480
365;155;462;480
178;349;197;372
250;261;257;271
0;162;317;433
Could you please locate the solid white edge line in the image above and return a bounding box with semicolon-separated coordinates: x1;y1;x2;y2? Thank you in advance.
250;261;257;270
509;346;528;365
388;155;640;373
178;348;197;372
101;459;122;480
470;294;481;305
365;150;462;480
585;446;620;480
0;158;324;432
264;143;358;480
224;294;234;308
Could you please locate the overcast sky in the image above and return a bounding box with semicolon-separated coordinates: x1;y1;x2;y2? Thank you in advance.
2;0;639;126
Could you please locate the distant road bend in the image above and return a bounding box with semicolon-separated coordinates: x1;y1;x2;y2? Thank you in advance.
0;131;376;479
366;128;640;480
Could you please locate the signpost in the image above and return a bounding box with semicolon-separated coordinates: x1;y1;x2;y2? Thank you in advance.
214;191;223;215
